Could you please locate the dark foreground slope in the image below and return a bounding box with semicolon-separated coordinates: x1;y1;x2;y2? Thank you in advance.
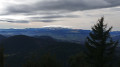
0;35;84;67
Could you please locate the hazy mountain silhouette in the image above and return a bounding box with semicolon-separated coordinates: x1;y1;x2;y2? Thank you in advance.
0;28;120;44
0;28;90;44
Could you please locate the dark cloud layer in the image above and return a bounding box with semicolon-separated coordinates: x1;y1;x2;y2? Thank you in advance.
29;15;79;19
5;0;120;15
0;18;58;23
1;0;120;23
0;19;29;23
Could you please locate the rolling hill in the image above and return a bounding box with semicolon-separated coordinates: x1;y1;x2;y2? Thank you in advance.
0;35;84;67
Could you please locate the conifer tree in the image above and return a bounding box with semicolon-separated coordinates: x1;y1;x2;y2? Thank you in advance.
85;17;118;67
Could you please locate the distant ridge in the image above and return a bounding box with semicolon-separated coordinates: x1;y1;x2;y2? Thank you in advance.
0;27;119;44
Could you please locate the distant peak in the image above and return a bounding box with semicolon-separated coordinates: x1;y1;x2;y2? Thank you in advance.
43;27;68;29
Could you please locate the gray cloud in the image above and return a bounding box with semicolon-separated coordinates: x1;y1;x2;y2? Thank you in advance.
1;0;120;23
27;14;79;23
4;0;120;15
110;7;120;11
41;15;79;19
0;18;57;23
31;19;57;22
0;19;29;23
106;0;120;6
29;14;79;20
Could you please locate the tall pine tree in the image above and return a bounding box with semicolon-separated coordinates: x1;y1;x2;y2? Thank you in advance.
85;17;118;67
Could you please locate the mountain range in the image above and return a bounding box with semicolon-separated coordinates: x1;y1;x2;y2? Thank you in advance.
0;27;119;67
0;27;120;44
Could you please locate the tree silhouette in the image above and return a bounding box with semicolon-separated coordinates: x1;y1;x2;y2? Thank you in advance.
69;52;89;67
23;53;61;67
40;54;61;67
85;17;118;67
0;45;4;67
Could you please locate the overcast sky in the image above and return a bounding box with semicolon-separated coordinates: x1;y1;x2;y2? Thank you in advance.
0;0;120;30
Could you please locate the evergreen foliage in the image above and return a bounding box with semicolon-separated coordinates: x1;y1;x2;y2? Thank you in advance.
85;17;118;67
